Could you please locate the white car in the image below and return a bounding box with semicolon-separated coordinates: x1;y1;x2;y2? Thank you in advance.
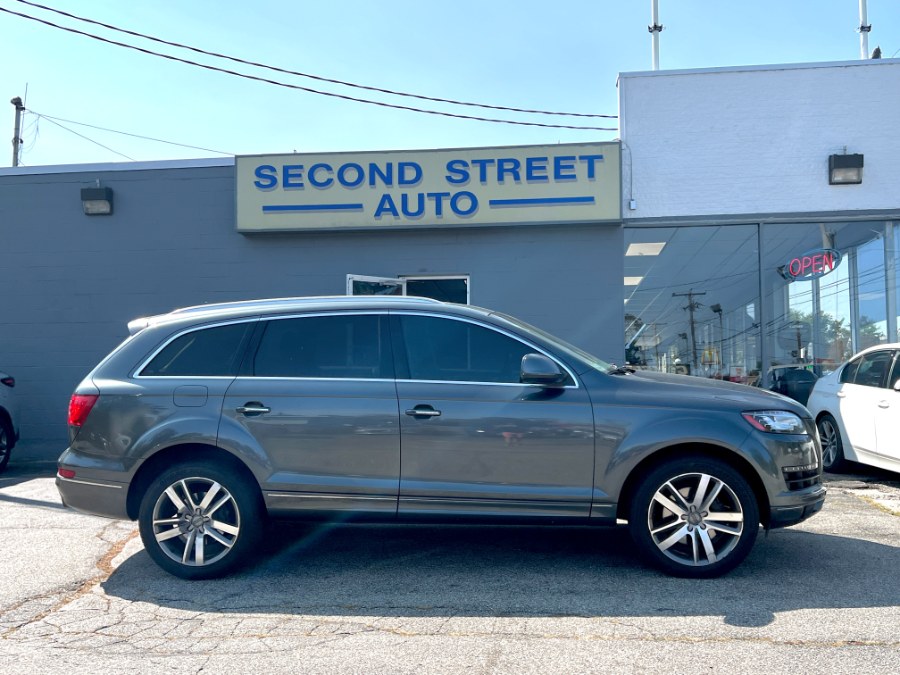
0;369;19;472
806;343;900;474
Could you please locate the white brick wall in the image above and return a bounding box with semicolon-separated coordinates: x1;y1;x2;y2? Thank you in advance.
619;60;900;220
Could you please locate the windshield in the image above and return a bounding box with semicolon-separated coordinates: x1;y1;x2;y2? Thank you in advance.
488;310;614;374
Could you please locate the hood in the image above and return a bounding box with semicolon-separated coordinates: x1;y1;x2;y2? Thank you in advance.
611;370;810;416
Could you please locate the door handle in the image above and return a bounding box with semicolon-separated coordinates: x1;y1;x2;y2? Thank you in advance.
878;401;890;409
405;405;441;418
236;402;271;416
836;392;846;398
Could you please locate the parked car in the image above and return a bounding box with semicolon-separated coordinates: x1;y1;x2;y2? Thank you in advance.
806;343;900;474
761;364;820;406
57;297;825;580
0;369;19;473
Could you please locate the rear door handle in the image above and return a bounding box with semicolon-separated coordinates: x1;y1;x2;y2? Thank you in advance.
878;401;890;409
836;392;846;398
236;402;271;416
406;405;441;418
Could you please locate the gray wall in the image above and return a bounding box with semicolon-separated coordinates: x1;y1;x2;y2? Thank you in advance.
0;163;623;448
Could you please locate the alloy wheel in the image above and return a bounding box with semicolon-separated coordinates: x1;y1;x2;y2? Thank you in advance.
819;419;839;468
151;477;241;567
647;472;744;567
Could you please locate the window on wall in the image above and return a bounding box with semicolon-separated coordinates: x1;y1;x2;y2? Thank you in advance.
624;225;761;382
762;221;893;378
625;220;895;388
347;274;469;304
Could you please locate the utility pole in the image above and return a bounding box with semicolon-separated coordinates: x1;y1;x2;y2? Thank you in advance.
11;96;25;167
673;289;706;373
858;0;871;60
649;0;663;70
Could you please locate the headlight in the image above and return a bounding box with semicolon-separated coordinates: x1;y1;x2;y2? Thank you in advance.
742;410;807;434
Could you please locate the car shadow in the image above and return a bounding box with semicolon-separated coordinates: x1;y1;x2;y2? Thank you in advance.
102;522;900;627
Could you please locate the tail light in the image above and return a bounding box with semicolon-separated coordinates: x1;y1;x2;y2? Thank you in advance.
68;394;98;427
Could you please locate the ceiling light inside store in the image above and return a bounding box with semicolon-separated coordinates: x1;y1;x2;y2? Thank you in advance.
626;242;666;256
624;277;644;286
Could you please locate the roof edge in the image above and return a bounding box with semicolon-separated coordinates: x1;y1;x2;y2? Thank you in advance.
618;57;900;80
0;156;234;177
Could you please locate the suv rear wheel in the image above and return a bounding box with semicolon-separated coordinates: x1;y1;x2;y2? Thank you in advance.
628;457;759;578
137;460;264;579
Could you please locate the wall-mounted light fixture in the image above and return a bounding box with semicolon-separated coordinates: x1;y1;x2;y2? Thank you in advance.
81;186;114;215
828;153;864;185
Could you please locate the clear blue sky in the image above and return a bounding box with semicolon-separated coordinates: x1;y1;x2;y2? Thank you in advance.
1;0;898;167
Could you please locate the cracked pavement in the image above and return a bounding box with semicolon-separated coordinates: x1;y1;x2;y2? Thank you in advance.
1;464;898;673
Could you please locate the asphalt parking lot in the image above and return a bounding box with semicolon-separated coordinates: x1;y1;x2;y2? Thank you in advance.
1;457;898;674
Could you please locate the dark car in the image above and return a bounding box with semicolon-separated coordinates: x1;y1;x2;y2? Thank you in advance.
57;297;825;579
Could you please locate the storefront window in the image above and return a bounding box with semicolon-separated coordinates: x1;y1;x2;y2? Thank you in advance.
762;222;891;382
624;225;760;382
625;221;895;394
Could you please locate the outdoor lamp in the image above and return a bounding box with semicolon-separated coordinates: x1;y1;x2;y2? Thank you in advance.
81;186;114;215
828;154;864;185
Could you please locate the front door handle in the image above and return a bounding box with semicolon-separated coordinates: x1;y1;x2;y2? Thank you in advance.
236;402;271;416
878;401;890;409
405;405;441;418
836;392;846;398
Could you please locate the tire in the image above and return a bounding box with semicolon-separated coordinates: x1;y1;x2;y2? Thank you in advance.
628;457;760;578
137;460;265;579
817;414;846;473
0;418;12;473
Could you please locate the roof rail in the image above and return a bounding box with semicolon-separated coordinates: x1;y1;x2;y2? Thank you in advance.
170;295;442;315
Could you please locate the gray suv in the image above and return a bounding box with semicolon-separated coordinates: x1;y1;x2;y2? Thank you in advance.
57;297;825;579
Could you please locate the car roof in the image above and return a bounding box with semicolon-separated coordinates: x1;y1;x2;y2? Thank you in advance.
846;342;900;360
127;295;461;335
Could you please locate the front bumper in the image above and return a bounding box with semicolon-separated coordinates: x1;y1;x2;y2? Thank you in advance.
769;490;826;528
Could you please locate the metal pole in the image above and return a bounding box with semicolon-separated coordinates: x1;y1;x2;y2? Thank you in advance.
649;0;663;70
11;97;24;167
858;0;871;59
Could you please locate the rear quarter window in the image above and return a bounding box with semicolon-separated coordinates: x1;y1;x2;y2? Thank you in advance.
140;323;251;377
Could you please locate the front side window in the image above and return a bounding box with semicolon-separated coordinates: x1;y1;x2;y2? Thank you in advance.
851;350;893;388
396;315;554;384
140;323;251;377
253;314;391;379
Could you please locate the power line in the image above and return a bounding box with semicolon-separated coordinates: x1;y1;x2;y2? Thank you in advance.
37;115;135;160
28;111;234;155
0;5;617;132
15;0;617;121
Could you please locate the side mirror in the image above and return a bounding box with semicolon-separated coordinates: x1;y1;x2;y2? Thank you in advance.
893;379;900;392
520;353;568;387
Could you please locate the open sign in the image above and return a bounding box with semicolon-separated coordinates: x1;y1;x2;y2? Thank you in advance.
779;248;842;281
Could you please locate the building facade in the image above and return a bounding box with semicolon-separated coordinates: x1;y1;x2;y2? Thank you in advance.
0;144;623;444
619;59;900;385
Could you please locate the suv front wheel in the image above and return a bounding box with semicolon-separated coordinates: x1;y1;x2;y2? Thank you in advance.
628;457;760;578
137;460;264;579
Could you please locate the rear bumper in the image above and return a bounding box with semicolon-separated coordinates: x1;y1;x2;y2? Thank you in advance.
56;473;130;519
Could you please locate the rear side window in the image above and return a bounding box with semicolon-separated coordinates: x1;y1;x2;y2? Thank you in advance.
252;314;392;379
140;323;251;377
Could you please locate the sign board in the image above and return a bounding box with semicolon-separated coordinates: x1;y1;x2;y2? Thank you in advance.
235;142;621;232
778;248;842;281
